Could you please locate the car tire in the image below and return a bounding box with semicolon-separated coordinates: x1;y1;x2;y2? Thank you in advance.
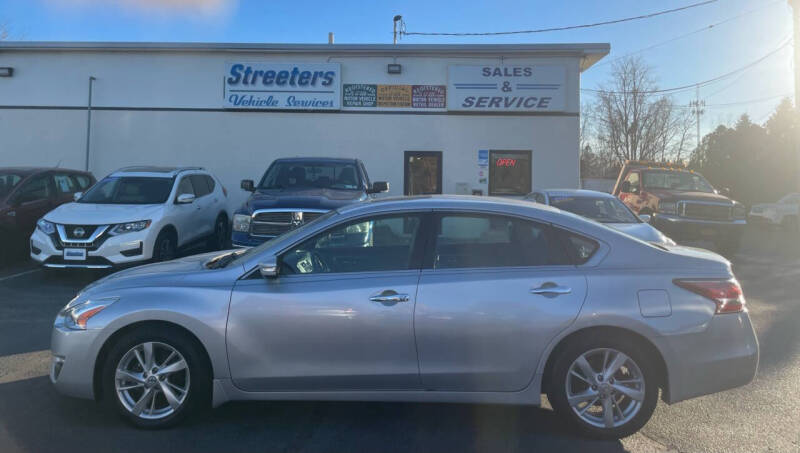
548;334;659;439
152;229;177;262
101;326;211;429
207;214;228;251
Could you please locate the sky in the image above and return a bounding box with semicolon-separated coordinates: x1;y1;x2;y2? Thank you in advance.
0;0;795;139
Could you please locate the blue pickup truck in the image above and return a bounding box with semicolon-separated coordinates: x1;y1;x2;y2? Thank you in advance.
231;157;388;247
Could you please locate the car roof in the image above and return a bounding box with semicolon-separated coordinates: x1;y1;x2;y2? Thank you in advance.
540;189;617;199
109;166;205;178
272;157;358;164
339;195;563;216
0;167;89;175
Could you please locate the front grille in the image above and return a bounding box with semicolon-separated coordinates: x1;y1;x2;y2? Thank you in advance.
681;202;732;221
250;210;328;237
64;225;98;240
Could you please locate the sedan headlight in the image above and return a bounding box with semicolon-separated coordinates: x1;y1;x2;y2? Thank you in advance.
232;214;251;232
733;204;747;220
60;297;118;330
110;220;151;236
658;201;678;215
37;219;55;235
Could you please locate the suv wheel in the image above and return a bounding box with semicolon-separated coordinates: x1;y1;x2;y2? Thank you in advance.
207;215;228;251
548;335;658;439
153;230;177;262
102;327;210;428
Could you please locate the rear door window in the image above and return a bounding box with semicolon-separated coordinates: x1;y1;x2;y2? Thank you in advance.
53;173;78;193
432;213;569;269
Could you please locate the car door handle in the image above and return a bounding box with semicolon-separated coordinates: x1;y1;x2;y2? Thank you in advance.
530;284;572;296
370;290;410;303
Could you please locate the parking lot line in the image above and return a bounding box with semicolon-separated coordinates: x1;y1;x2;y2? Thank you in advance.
0;268;41;283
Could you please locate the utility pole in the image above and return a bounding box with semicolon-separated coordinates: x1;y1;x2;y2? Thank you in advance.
689;84;705;152
393;15;402;44
790;1;800;189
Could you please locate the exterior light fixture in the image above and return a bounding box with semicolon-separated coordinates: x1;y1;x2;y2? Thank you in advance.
0;67;13;77
387;63;402;74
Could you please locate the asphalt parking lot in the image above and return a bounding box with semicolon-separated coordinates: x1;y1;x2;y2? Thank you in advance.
1;228;799;453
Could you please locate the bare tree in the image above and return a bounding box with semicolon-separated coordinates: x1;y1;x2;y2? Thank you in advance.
0;21;9;41
589;57;693;165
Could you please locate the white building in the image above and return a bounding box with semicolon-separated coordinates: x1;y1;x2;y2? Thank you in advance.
0;42;608;208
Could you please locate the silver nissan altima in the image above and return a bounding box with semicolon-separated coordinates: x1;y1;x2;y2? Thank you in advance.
50;195;758;438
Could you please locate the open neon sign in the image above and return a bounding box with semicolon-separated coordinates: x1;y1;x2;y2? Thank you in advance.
495;158;517;167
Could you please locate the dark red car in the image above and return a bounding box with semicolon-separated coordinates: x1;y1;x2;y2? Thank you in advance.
0;167;95;264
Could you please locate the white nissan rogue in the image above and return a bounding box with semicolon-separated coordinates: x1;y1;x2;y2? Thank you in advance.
30;166;229;269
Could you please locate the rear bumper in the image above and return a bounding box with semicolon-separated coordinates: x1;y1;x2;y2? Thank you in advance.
652;215;746;243
656;310;759;404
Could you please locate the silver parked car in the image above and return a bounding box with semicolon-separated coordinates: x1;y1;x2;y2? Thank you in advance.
526;189;676;246
50;195;758;438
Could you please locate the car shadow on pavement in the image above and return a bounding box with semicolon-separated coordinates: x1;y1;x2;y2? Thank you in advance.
0;376;631;453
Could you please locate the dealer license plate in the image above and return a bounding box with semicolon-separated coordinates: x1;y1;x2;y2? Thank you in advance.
63;248;87;261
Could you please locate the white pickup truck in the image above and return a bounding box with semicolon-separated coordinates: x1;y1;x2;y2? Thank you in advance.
749;193;800;230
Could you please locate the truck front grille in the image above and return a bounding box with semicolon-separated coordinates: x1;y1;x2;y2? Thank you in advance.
251;210;328;237
680;202;732;221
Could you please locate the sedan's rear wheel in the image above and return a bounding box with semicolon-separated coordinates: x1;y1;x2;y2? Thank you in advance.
549;336;658;439
102;327;210;428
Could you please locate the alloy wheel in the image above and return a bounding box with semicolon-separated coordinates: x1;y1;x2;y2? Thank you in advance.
115;341;190;420
565;348;645;429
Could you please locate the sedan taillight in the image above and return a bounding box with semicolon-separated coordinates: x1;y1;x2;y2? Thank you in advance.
673;279;744;314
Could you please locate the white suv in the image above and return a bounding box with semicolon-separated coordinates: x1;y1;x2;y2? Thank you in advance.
30;166;229;269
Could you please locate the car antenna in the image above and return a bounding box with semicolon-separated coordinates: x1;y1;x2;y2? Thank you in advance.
55;159;63;168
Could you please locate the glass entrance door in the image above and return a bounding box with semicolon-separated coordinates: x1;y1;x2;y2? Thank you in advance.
404;151;442;195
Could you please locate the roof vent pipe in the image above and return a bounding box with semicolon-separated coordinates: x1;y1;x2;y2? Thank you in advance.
328;32;334;44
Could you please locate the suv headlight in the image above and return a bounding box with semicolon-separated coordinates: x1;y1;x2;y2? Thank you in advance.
60;297;118;330
233;214;251;232
110;220;151;235
37;219;55;235
658;201;678;215
733;203;747;219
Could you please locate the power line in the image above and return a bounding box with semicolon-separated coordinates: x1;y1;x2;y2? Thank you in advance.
704;92;792;108
582;38;792;96
595;0;783;68
401;0;717;37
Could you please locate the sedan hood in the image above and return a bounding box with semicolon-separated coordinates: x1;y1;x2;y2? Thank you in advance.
245;188;365;212
608;222;672;245
81;251;237;294
44;202;164;225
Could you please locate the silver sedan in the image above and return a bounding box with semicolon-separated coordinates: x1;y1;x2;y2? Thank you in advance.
50;195;758;438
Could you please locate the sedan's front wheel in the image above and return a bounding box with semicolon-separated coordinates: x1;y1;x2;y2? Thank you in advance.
102;327;210;428
548;335;658;439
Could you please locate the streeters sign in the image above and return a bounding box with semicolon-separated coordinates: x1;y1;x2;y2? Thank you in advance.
447;65;566;112
224;62;341;110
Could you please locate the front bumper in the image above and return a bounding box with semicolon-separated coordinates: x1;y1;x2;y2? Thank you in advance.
652;214;746;243
656;310;759;404
30;227;156;268
231;230;270;248
50;322;103;400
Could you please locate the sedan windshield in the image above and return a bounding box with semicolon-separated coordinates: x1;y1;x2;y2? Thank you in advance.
259;162;360;190
550;196;639;224
0;173;23;198
642;170;715;193
78;176;173;204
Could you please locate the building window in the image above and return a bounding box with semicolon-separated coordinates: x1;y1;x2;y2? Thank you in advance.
489;150;531;196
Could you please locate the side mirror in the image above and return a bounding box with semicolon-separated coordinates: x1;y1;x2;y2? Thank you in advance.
258;256;278;278
241;180;255;192
367;181;389;194
620;181;631;193
176;193;195;204
73;192;83;202
638;214;651;223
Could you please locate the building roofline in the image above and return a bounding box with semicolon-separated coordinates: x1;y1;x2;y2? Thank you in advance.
0;41;610;71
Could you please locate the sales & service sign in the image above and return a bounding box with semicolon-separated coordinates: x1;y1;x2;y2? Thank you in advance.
447;65;566;112
224;62;341;110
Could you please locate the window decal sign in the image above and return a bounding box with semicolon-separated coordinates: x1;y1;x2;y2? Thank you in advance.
224;62;341;110
447;65;566;112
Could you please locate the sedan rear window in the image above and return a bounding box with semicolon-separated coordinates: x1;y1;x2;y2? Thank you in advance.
79;176;174;204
